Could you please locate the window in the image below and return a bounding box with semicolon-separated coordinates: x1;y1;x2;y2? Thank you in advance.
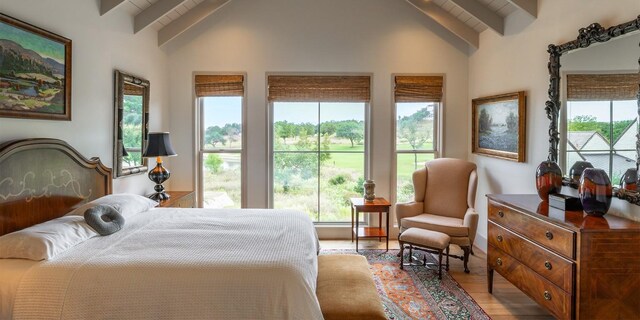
122;83;145;167
268;75;370;223
196;75;245;208
394;75;443;203
564;73;637;183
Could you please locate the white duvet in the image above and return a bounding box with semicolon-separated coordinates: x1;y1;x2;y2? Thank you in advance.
11;208;322;320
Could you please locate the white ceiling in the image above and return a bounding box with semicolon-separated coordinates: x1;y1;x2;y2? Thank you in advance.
102;0;537;48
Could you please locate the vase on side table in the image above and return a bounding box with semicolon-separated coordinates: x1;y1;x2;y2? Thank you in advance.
363;179;376;202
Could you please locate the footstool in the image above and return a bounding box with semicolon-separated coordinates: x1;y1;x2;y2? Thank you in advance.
399;228;451;279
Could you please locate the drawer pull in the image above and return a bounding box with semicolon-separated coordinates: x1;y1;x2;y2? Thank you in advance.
545;231;554;240
498;210;504;218
544;291;552;301
497;235;503;242
544;261;552;270
496;257;503;266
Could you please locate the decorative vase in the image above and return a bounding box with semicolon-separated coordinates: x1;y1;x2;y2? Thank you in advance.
569;161;593;185
620;168;638;191
363;179;376;202
579;168;612;216
535;160;563;201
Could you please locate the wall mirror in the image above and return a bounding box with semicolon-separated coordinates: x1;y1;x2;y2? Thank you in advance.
546;16;640;203
113;70;149;178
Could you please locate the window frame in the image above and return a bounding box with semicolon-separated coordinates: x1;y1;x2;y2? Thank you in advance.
266;73;372;225
194;72;247;209
391;73;444;208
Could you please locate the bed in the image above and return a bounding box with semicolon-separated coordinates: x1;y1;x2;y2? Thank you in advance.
0;139;322;320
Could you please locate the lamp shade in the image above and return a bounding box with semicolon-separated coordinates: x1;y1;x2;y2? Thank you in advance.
143;132;177;157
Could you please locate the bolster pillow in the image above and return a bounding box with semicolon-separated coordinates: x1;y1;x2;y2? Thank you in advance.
84;205;125;236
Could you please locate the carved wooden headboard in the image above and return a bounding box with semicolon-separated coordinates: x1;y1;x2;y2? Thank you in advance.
0;138;112;236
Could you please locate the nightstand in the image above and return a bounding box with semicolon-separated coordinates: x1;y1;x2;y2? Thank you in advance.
156;191;195;208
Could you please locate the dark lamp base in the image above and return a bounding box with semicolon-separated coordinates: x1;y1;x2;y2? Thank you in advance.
149;191;170;201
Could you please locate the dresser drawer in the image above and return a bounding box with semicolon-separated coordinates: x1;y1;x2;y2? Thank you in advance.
488;201;576;259
488;245;572;320
488;221;574;292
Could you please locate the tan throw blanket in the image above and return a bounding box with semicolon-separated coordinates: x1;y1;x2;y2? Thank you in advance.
13;208;322;320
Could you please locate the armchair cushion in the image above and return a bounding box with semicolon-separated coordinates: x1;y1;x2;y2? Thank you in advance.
401;213;468;237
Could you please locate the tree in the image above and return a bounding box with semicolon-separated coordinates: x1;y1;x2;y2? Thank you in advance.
223;123;241;147
397;107;432;150
336;121;363;147
205;126;226;147
320;122;337;136
506;112;518;133
205;154;223;173
275;121;295;143
478;109;492;132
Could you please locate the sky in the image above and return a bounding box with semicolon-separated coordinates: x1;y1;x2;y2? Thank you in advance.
203;98;436;127
567;100;637;122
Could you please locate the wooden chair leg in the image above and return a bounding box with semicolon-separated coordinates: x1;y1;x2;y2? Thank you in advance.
438;250;443;279
399;242;405;270
462;246;470;273
445;246;450;271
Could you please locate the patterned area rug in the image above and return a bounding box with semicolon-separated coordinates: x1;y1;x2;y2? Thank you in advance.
321;249;489;320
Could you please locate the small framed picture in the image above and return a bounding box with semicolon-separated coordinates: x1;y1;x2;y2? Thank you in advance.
0;13;72;121
472;91;526;162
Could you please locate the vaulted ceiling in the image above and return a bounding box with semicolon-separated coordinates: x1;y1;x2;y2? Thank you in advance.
100;0;537;48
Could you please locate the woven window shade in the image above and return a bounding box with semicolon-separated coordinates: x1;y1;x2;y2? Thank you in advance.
195;75;244;97
394;75;444;102
267;75;370;102
123;83;144;96
567;73;639;101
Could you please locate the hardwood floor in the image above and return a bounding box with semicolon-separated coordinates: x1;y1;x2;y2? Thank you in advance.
321;239;554;319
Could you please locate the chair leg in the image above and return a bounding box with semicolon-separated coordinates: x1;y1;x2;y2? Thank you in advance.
399;242;405;270
462;246;470;273
445;246;450;271
470;246;475;256
396;232;403;257
438;250;443;279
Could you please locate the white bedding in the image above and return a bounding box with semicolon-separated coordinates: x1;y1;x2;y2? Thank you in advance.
9;208;322;320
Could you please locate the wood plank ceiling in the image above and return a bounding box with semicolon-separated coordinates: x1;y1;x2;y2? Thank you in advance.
100;0;537;48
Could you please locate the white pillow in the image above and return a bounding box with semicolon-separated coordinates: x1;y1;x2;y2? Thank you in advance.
66;193;158;218
0;216;97;261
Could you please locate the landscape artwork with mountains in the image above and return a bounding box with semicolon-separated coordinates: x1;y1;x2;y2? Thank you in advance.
0;13;71;120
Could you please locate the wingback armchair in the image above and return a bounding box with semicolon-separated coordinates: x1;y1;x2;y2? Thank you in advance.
396;158;478;271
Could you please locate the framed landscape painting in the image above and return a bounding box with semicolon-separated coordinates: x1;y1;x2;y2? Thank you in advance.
0;13;71;120
472;91;526;162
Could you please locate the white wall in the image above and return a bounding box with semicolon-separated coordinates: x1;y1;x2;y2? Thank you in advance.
165;0;471;235
469;0;640;251
0;0;170;195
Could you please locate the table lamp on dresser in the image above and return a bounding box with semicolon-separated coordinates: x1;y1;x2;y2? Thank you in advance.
142;132;177;201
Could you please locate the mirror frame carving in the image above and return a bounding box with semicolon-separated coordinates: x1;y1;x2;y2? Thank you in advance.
113;70;149;178
546;16;640;203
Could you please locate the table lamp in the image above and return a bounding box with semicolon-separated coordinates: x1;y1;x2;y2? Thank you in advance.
142;132;177;201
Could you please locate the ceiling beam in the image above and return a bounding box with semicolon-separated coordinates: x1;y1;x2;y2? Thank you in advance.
506;0;537;18
100;0;126;16
406;0;479;49
158;0;231;46
134;0;191;34
448;0;504;35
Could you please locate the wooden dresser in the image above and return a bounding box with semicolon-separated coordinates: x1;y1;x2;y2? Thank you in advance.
487;194;640;319
157;191;195;208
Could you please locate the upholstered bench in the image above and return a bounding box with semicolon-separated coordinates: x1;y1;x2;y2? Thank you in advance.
399;228;451;279
317;254;386;320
